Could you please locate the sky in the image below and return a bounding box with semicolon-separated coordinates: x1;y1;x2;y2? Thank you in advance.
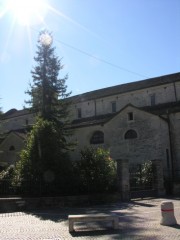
0;0;179;113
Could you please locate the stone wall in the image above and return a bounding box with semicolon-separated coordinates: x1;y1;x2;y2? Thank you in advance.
0;133;25;166
0;75;180;189
1;113;35;133
0;194;122;213
169;112;180;174
70;83;177;119
105;106;170;165
175;81;180;100
70;105;171;170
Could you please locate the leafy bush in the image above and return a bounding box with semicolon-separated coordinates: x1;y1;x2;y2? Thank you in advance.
130;161;154;190
0;165;15;181
14;117;73;196
0;165;16;195
139;161;154;186
73;147;117;194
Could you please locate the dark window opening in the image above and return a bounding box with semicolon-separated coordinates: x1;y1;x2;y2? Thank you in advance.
77;108;82;118
9;146;15;151
90;131;104;144
128;112;133;121
150;94;156;106
125;129;137;139
111;102;116;113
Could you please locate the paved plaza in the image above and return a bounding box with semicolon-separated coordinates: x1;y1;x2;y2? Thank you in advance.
0;198;180;240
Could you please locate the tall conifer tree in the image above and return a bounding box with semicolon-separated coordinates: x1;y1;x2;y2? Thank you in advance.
26;30;71;123
15;31;73;195
26;30;73;151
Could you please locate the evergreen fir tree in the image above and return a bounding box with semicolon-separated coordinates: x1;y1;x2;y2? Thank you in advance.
26;29;73;150
0;98;2;115
14;30;74;195
26;30;71;123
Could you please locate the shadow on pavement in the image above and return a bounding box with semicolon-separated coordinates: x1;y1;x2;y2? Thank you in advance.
26;211;68;222
70;229;119;237
0;205;163;240
167;224;180;229
130;200;156;208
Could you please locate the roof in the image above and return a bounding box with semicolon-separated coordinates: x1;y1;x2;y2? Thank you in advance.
12;129;27;140
1;73;180;123
68;72;180;103
70;113;117;128
0;129;27;146
141;100;180;116
2;108;32;120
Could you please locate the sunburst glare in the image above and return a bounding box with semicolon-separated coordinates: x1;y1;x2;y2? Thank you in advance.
5;0;48;26
0;0;93;61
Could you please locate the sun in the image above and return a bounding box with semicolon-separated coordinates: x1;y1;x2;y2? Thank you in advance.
6;0;48;26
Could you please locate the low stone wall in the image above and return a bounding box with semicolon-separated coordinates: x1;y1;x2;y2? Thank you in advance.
0;193;121;213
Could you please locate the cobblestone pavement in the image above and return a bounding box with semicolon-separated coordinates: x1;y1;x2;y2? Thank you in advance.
0;198;180;240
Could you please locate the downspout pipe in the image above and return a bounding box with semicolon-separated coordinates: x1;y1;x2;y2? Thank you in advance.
173;82;177;102
166;110;175;180
94;99;97;116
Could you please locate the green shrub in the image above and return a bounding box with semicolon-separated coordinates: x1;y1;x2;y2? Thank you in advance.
14;117;73;196
0;165;15;181
73;147;117;194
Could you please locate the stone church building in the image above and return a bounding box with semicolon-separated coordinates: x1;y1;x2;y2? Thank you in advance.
0;72;180;195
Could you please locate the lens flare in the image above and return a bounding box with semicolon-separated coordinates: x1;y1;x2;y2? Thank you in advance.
6;0;48;26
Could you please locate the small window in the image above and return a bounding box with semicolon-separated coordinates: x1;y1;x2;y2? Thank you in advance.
128;112;133;121
90;131;104;144
111;102;116;113
9;146;15;151
124;130;137;139
150;94;156;106
25;119;29;125
77;108;82;118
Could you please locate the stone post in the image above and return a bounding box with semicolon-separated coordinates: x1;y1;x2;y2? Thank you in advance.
116;159;130;201
160;201;177;225
152;159;166;197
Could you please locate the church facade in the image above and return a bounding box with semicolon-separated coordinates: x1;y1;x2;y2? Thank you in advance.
0;72;180;192
68;72;180;180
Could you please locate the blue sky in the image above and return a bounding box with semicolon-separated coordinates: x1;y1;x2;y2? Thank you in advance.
0;0;179;112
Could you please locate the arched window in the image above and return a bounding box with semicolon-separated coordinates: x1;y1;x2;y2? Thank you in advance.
9;145;15;151
124;129;137;139
90;131;104;144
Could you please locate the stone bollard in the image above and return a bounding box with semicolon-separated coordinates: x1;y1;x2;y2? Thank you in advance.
160;201;177;226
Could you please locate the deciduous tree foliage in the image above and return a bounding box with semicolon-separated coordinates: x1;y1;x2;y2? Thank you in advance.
15;118;73;195
73;148;117;194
